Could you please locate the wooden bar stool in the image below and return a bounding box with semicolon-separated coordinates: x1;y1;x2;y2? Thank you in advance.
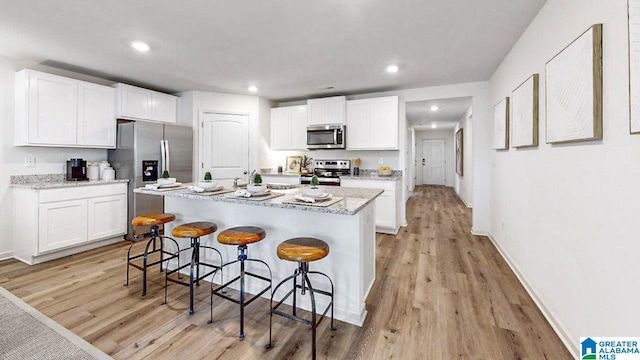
208;226;272;340
265;237;337;360
125;213;180;296
163;221;224;314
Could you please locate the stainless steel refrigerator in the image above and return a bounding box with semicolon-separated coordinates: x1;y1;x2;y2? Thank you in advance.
108;120;193;240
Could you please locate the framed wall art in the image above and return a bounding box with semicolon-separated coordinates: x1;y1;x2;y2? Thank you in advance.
493;97;509;150
511;74;539;147
629;0;640;133
545;24;602;143
285;156;302;173
455;128;463;176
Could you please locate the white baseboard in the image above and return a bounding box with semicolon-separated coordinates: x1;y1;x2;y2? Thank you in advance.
0;251;13;261
455;190;472;208
485;233;578;358
470;228;489;236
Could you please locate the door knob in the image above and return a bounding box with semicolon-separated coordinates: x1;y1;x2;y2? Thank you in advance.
243;171;248;175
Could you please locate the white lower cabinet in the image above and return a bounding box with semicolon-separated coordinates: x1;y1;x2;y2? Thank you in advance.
13;183;127;265
88;194;127;241
261;175;301;185
39;199;88;253
340;178;401;234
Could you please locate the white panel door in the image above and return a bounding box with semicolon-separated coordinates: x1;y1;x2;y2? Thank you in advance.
39;199;88;253
28;71;78;145
201;112;249;180
346;100;370;149
87;194;127;241
370;96;398;149
77;82;116;147
422;139;446;185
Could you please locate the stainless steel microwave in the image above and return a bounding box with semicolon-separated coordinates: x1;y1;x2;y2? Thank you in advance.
307;124;346;149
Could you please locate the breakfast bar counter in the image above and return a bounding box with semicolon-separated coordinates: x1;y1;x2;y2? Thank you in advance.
134;185;382;326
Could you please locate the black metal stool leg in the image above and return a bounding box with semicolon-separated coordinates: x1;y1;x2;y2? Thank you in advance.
303;271;318;360
239;245;246;340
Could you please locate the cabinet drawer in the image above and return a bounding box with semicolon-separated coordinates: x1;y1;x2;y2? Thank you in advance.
39;183;127;203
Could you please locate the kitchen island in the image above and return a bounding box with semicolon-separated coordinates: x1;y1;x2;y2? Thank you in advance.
134;185;382;326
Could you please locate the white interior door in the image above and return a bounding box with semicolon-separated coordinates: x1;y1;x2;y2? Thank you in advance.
201;112;249;180
421;139;446;185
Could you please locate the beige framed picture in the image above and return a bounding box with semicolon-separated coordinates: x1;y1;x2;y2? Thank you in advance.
285;156;302;173
493;97;509;150
511;74;539;148
545;24;602;143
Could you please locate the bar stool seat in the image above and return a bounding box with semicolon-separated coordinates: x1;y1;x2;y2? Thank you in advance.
217;226;266;245
125;213;180;296
277;237;329;263
164;221;223;315
266;237;336;360
209;226;272;340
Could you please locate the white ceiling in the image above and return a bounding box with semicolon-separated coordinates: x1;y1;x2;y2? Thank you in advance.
407;97;473;130
0;0;546;102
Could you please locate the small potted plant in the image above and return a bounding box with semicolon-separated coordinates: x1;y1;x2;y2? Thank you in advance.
303;175;324;196
247;172;267;193
301;155;313;174
199;171;218;190
157;170;176;185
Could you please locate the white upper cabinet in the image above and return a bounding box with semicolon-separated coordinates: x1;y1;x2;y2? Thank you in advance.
15;69;116;148
115;83;177;123
346;96;398;150
307;96;346;125
77;82;116;147
270;105;307;150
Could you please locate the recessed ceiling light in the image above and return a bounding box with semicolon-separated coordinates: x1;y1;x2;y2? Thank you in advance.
131;41;150;52
431;123;437;129
386;65;399;73
248;85;258;92
430;105;438;111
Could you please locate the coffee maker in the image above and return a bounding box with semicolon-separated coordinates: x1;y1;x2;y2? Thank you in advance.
66;158;88;181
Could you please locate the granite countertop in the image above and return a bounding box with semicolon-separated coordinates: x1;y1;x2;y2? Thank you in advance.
10;173;129;189
11;179;129;189
134;184;382;215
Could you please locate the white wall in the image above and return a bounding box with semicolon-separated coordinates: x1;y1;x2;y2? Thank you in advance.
415;130;454;187
0;56;109;260
454;107;473;207
489;0;636;356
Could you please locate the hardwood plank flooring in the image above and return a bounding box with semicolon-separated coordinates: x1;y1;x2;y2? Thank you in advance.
0;186;572;359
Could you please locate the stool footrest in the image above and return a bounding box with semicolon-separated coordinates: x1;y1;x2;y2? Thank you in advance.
212;273;271;307
272;285;333;328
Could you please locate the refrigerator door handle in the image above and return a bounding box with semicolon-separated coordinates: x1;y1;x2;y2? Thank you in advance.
160;140;167;173
164;140;170;174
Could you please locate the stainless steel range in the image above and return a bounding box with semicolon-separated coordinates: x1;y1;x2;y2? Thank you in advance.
301;159;351;186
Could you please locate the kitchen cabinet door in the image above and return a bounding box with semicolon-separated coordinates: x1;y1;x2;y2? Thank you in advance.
118;84;152;120
374;191;395;228
369;96;398;150
27;71;78;145
270;106;307;150
307;96;345;125
346;99;370;149
290;106;308;149
87;194;127;241
77;82;116;148
38;199;88;253
270;107;292;150
151;92;177;123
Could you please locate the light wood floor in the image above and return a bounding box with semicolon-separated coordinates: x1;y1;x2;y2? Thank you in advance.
0;186;572;359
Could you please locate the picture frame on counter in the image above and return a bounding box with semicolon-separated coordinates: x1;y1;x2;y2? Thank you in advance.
511;74;539;148
545;24;602;143
493;97;509;150
285;156;302;173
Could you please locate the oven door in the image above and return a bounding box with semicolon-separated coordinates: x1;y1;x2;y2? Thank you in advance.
301;176;341;186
